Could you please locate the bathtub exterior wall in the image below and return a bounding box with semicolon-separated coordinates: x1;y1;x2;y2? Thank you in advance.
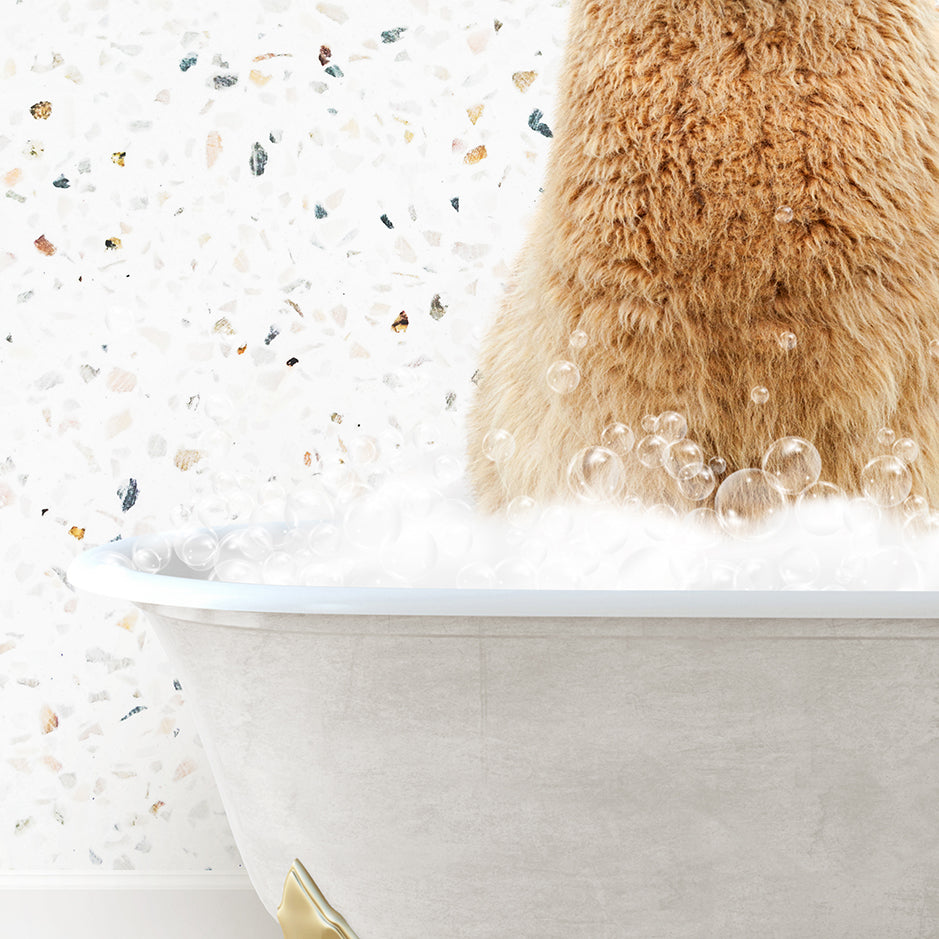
144;606;939;939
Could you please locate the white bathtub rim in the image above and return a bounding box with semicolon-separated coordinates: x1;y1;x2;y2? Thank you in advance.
67;537;939;620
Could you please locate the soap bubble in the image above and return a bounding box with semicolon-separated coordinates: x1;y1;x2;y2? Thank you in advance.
176;528;219;571
844;497;882;535
298;562;344;587
750;385;770;405
600;422;635;459
99;549;134;570
635;434;668;468
482;429;516;463
708;456;727;476
540;504;574;541
348;435;380;465
546;360;581;394
677;462;717;501
641;414;657;433
344;494;402;549
494;557;539;588
779;546;820;586
567;446;625;503
778;331;797;351
218;526;275;564
774;205;794;223
252;498;288;524
307;521;342;557
860;455;912;507
132;535;172;573
761;437;821;495
714;469;787;538
929;339;939;359
196;495;231;528
664;438;704;478
657;411;688;442
213;558;262;584
456;562;496;588
795;481;845;535
876;427;896;448
506;495;540;530
569;328;589;349
434;453;464;486
735;557;776;590
902;494;930;520
262;551;297;585
285;483;335;526
893;437;920;463
380;529;438;581
643;503;679;540
412;421;441;452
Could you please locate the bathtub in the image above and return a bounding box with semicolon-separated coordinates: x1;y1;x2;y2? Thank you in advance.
68;532;939;938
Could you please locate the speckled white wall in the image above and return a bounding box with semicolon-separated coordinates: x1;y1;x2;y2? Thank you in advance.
1;0;568;871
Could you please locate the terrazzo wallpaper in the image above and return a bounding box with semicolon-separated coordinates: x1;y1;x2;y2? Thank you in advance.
1;0;566;871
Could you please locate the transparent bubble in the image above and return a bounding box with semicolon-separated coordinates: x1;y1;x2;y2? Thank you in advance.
708;456;727;476
844;497;882;536
262;551;297;585
761;437;822;495
226;489;256;521
539;504;575;541
893;437;920;464
734;557;776;590
218;526;274;563
344;494;402;549
567;446;625;503
285;483;335;526
307;521;342;557
456;562;496;588
348;435;380;465
196;495;231;528
860;455;912;507
298;562;344;587
211;471;242;498
677;462;717;501
663;438;704;478
686;506;722;544
252;499;288;524
546;360;581;394
258;480;287;503
779;546;820;586
506;495;540;530
482;429;516;463
865;546;922;590
433;453;464;486
494;557;539;588
795;481;845;535
569;328;589;350
213;558;262;584
600;422;635;459
641;414;657;433
643;503;678;540
412;421;441;452
714;469;787;538
100;549;134;570
750;385;770;405
176;528;220;571
657;411;688;442
903;494;930;519
635;434;668;468
169;503;194;529
876;427;896;448
381;528;437;582
774;205;794;223
131;535;173;573
778;331;797;351
929;339;939;359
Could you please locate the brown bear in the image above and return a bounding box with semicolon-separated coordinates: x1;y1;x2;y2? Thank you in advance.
467;0;939;514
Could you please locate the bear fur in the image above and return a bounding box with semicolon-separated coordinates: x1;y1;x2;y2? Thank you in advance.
467;0;939;513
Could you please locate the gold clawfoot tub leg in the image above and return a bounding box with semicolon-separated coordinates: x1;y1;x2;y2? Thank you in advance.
277;859;361;939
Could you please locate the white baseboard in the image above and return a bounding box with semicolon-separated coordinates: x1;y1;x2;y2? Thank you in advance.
0;871;282;939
